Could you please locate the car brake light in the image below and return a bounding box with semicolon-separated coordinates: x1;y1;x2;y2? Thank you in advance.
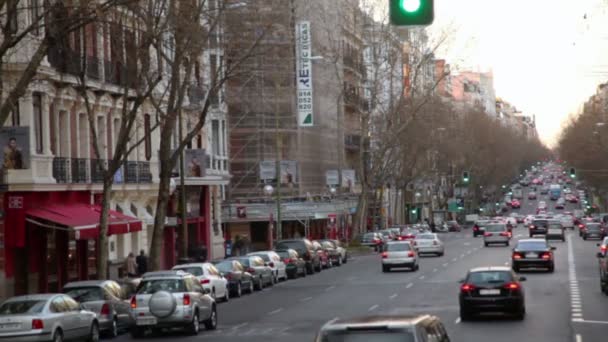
100;303;110;316
31;319;44;330
284;258;291;264
183;294;191;306
381;252;388;258
504;282;520;290
512;253;522;260
247;267;256;274
200;278;210;284
397;236;403;241
130;296;137;309
407;251;415;257
461;283;475;292
483;232;492;237
500;232;509;237
601;246;607;253
542;253;552;260
579;224;585;228
529;225;535;229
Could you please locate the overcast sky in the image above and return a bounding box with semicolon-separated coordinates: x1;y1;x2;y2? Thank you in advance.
426;0;608;147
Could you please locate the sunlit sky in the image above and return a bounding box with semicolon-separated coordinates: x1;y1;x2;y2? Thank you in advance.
429;0;608;147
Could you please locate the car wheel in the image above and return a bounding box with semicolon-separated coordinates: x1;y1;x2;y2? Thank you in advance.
52;329;63;342
506;241;510;247
460;307;472;321
130;327;145;339
529;234;533;238
235;282;242;298
343;255;348;264
584;236;587;240
382;265;389;272
248;280;254;293
186;311;200;335
224;286;230;302
515;306;526;320
302;267;307;277
107;317;118;338
484;242;488;247
88;322;100;342
203;306;218;330
315;263;322;272
548;264;555;273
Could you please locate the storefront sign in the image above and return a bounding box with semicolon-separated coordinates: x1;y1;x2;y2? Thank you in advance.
260;160;276;181
295;21;313;127
341;169;356;188
8;196;23;209
326;170;339;186
260;160;299;184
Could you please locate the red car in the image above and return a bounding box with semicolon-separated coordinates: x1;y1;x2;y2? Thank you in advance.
511;199;521;209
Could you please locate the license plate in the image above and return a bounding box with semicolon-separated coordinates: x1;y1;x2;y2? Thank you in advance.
0;323;20;329
479;289;501;295
136;317;157;326
526;253;537;258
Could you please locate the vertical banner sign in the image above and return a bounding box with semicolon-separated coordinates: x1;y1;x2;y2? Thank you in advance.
296;21;313;127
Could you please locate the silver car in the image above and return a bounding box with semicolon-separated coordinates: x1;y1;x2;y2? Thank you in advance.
0;293;99;342
413;233;445;256
63;280;132;338
381;241;419;272
483;223;511;247
129;270;217;338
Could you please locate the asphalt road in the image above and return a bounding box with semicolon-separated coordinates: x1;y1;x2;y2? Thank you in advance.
116;187;608;342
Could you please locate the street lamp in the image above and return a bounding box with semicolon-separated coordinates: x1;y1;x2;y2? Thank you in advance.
263;184;274;196
329;186;337;195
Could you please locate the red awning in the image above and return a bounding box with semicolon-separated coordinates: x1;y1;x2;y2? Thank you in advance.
26;204;143;240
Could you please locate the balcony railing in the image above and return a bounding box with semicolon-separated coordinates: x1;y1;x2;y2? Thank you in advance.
345;134;361;150
52;158;153;184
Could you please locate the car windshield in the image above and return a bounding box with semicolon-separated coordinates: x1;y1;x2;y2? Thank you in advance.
319;330;415;342
468;271;512;284
386;243;411;252
215;262;234;273
137;279;186;294
517;241;549;251
63;287;105;302
0;300;46;315
416;234;435;240
250;254;271;261
173;266;204;276
485;225;505;232
236;258;251;267
533;220;548;226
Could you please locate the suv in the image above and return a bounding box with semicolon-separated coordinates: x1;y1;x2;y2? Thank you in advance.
529;219;549;237
314;314;450;341
129;271;217;338
276;239;321;274
483;223;511;247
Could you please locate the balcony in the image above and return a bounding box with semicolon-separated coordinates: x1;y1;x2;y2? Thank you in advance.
53;158;153;184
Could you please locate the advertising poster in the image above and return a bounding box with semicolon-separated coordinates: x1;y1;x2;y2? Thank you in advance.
0;126;29;170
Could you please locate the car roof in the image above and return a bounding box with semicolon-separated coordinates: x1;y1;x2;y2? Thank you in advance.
386;240;412;245
517;239;547;244
321;315;434;330
63;280;116;288
3;294;59;302
142;270;190;278
468;266;512;273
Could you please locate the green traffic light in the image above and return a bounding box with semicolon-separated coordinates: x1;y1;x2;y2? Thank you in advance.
390;0;434;26
401;0;421;12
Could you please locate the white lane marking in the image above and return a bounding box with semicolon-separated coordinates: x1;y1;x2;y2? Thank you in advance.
454;317;461;324
466;250;472;255
464;242;470;246
572;319;608;324
460;254;465;258
300;296;313;302
433;268;438;272
568;236;583;321
406;283;413;289
389;293;398;300
232;322;249;330
268;308;284;315
368;304;379;312
576;334;582;342
442;263;449;267
451;258;458;262
419;275;425;280
325;286;335;291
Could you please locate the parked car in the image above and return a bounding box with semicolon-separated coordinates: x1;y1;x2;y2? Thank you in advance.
247;251;288;282
318;240;342;266
360;232;384;251
172;263;229;302
230;256;274;290
323;239;348;264
314;314;450;341
511;239;556;273
311;240;332;269
63;280;132;338
275;249;307;279
459;267;526;320
0;294;100;342
381;241;419;272
276;239;321;274
413;233;445;256
213;259;254;297
129;270;216;338
597;237;608;295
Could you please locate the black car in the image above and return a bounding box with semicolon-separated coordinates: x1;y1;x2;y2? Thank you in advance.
545;221;565;242
582;223;606;240
276;239;321;274
512;239;556;272
459;266;526;320
275;248;307;279
529;219;549;237
214;259;255;297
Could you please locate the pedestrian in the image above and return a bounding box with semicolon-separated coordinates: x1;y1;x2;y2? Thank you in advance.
125;252;138;278
136;250;148;276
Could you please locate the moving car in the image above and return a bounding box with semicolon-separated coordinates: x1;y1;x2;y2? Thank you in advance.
130;270;217;338
555;197;566;209
247;251;288;282
597;237;608;295
276;239;321;274
511;239;556;272
413;233;445;256
445;220;461;232
213;259;254;297
483;223;511;247
172;263;229;302
459;267;526;320
275;249;307;279
381;241;419;272
63;280;132;338
582;223;606;240
529;219;549;237
314;314;450;341
528;192;537;200
473;219;493;237
545;221;565;242
511;199;521;209
359;232;384;251
559;215;575;230
0;294;100;342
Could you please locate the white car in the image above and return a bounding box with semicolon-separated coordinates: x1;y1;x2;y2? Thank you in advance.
483;223;511;247
247;251;288;282
172;262;229;302
413;233;445;256
381;241;419;272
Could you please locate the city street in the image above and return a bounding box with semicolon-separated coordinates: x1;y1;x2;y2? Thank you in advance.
114;191;608;342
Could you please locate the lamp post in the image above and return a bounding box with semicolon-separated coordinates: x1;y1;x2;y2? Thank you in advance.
264;184;279;246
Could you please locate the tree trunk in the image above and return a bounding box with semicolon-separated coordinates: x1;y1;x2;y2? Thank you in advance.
96;177;113;279
149;146;173;271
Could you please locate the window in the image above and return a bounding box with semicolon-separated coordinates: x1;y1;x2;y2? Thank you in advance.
33;93;43;153
10;102;19;126
209;54;219;106
207;265;220;276
212;120;220;155
50;297;68;313
30;0;40;35
62;296;80;311
220;120;226;155
144;114;152;160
